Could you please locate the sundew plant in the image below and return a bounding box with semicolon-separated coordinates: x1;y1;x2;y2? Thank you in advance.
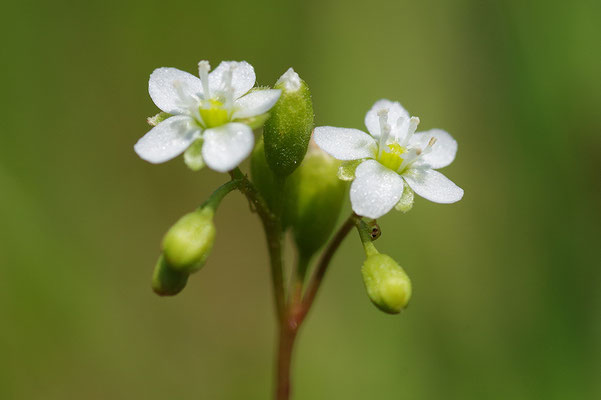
135;59;463;399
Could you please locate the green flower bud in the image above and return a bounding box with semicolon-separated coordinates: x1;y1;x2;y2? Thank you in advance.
263;68;314;177
162;208;216;273
362;254;412;314
286;145;347;257
152;255;189;296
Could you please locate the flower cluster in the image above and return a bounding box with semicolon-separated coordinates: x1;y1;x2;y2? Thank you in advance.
136;59;466;398
135;59;464;314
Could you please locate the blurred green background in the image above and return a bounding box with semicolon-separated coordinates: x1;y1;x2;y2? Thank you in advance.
2;0;600;398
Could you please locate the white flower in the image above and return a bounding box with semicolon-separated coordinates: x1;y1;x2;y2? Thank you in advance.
314;99;463;219
134;61;281;172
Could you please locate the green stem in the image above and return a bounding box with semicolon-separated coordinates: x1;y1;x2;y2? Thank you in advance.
200;179;241;212
229;168;274;222
266;221;285;322
229;168;286;322
356;219;379;256
275;319;297;400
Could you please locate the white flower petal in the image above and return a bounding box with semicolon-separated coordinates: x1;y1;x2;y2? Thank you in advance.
403;168;463;203
202;123;254;172
350;160;405;219
409;129;457;169
208;61;256;100
313;127;377;161
134;116;200;163
232;89;281;119
148;67;202;114
364;99;410;138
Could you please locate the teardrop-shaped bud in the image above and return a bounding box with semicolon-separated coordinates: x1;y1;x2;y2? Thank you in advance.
162;208;216;273
285;144;347;258
263;68;314;177
361;254;412;314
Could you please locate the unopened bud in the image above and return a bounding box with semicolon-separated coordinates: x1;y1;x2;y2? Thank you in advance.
285;144;346;257
362;254;412;314
152;255;189;296
162;208;216;272
263;68;314;176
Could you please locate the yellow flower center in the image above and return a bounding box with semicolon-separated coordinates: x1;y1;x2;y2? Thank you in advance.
379;143;406;171
199;99;229;128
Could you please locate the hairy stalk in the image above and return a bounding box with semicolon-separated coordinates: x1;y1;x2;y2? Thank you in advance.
230;169;358;400
230;168;286;322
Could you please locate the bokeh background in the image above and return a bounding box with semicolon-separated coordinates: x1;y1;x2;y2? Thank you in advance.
2;0;600;399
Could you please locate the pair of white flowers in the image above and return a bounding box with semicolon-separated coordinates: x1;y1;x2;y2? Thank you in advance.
135;61;463;219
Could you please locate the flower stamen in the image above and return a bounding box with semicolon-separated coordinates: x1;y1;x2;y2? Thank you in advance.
400;116;420;146
397;148;420;171
397;137;436;171
377;108;391;158
223;65;236;116
198;60;211;100
422;137;437;155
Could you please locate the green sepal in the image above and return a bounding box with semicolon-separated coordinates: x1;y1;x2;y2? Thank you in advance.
337;159;363;181
285;146;347;258
152;255;189;296
147;112;171;126
362;253;412;314
263;68;314;177
162;208;216;273
395;185;414;213
184;139;205;171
